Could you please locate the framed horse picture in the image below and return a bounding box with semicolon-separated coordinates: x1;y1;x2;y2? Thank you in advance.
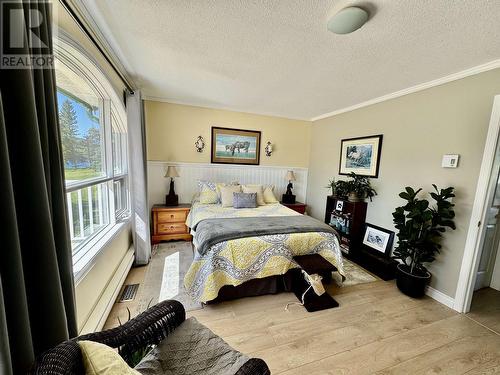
339;134;383;178
211;127;261;165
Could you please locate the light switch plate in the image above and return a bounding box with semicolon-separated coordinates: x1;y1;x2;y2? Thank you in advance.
442;154;459;168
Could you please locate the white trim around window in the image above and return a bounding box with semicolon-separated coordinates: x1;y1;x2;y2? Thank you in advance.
54;31;131;277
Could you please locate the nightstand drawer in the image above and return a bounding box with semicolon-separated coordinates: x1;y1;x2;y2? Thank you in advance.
158;222;187;234
157;210;187;223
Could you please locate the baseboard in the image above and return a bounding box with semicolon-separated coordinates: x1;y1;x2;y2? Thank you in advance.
425;286;455;310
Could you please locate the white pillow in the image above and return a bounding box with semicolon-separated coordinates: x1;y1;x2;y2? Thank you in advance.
220;185;242;207
242;185;266;206
263;185;279;203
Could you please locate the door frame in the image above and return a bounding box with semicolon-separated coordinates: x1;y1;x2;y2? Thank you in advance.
454;95;500;313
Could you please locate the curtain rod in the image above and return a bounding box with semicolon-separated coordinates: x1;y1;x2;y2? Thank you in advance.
58;0;135;93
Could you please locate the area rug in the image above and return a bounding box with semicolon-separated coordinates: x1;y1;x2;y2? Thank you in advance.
136;243;377;312
332;259;378;287
136;242;203;312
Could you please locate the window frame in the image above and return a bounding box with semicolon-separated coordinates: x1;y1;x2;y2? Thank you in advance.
54;32;130;281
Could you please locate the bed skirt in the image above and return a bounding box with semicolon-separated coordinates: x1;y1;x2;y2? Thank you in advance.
205;262;335;304
205;270;296;304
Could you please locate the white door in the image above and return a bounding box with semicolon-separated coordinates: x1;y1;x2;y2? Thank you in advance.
475;161;500;290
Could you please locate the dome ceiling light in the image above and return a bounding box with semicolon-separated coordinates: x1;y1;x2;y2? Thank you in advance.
327;6;369;35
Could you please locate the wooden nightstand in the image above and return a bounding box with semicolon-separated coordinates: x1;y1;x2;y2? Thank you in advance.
280;201;307;214
151;204;192;244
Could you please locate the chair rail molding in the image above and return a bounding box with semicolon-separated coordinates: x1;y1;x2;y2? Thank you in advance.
147;161;308;208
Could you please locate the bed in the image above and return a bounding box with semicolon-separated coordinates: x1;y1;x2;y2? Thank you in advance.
184;201;345;303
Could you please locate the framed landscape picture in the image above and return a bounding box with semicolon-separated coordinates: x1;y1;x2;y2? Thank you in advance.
362;223;394;256
339;134;383;178
211;127;261;165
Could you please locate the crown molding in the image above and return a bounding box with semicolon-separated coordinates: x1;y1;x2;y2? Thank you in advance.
142;96;311;122
311;59;500;122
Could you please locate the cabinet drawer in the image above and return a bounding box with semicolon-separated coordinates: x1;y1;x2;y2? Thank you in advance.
157;210;187;223
157;223;187;234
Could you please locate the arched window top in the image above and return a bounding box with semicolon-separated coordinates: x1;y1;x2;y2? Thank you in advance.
54;33;126;127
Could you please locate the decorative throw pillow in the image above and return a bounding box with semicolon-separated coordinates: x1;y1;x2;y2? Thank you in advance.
263;185;279;203
220;185;241;207
242;185;265;206
233;192;257;208
79;340;141;375
198;181;219;204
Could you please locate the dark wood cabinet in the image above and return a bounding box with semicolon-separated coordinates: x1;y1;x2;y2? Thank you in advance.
324;196;367;257
281;201;307;214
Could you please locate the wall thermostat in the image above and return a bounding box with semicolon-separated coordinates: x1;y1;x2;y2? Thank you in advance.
442;154;459;168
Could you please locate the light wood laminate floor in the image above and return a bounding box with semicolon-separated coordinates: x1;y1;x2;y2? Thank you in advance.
188;281;500;374
468;287;500;335
104;265;500;374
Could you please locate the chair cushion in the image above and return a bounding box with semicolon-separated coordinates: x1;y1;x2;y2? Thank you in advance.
79;340;141;375
135;317;249;375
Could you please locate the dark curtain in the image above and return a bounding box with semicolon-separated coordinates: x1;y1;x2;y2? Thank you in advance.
0;1;77;374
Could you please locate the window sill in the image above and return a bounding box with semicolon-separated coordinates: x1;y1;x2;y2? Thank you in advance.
73;219;131;285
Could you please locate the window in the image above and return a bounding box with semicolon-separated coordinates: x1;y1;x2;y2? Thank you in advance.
54;37;130;276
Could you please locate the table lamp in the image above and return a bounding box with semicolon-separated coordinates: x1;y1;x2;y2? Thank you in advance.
282;170;296;204
165;166;180;206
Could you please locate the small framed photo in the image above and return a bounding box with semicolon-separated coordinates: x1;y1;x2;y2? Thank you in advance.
335;200;344;211
339;134;383;178
362;223;395;256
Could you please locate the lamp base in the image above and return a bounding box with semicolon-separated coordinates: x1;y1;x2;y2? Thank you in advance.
282;194;296;204
165;194;179;206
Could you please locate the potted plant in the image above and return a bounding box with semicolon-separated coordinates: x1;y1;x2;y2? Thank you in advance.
325;178;336;196
345;172;377;202
335;179;349;199
392;185;456;298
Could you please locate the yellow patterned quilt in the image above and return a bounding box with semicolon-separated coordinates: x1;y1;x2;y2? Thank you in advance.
184;202;345;303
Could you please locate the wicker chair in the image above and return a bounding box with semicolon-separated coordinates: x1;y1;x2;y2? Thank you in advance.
31;300;270;375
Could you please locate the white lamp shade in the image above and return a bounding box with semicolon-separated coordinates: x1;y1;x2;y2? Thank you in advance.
286;170;296;181
165;166;180;178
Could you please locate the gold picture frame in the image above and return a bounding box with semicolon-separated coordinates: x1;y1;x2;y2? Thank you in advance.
211;127;261;165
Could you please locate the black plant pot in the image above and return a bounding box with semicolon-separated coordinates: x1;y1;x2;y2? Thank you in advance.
396;264;431;298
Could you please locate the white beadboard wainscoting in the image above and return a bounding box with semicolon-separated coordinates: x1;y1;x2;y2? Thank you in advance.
147;161;308;208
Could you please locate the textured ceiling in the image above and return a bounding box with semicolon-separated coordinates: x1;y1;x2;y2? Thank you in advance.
85;0;500;120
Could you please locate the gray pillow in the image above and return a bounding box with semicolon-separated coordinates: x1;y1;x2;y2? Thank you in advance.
233;192;257;208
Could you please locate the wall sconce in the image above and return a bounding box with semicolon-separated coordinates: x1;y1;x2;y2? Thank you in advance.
195;136;205;153
265;141;273;157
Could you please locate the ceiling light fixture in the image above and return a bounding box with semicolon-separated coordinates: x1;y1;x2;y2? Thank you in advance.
327;6;369;35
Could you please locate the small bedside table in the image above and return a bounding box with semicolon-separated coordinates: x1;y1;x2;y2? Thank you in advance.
280;201;307;214
151;204;192;244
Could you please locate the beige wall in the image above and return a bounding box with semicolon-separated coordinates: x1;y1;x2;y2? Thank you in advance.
75;226;132;332
54;2;126;95
307;68;500;298
145;101;311;168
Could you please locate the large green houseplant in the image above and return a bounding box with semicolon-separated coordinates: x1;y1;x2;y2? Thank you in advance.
392;185;456;297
